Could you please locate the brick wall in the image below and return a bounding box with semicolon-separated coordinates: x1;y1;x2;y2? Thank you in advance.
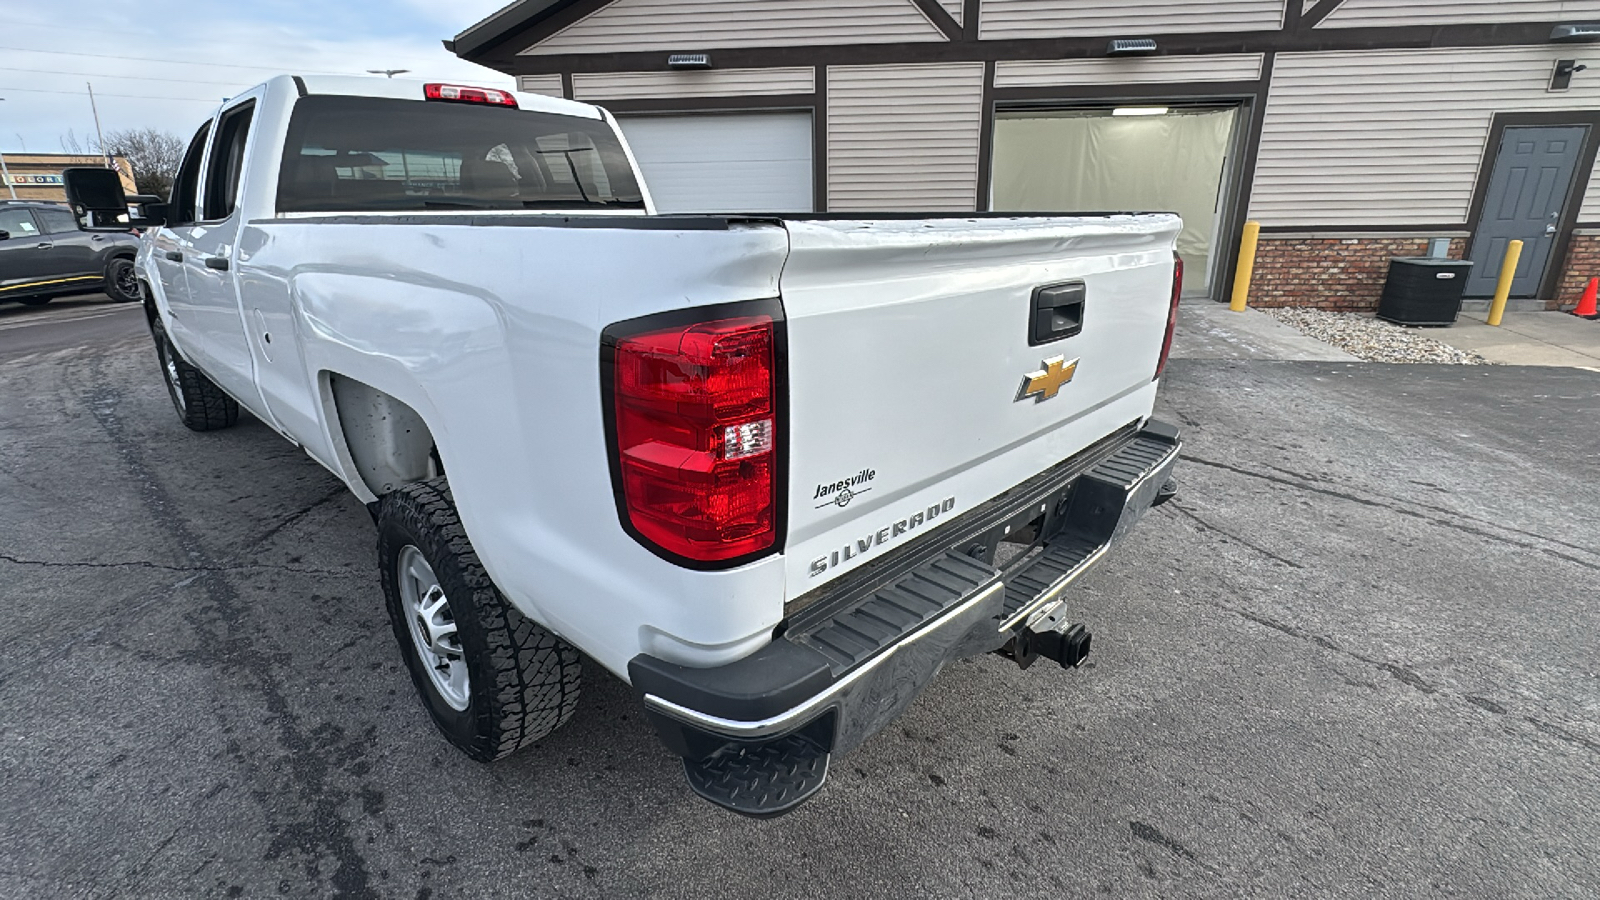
1554;233;1600;311
1246;236;1466;311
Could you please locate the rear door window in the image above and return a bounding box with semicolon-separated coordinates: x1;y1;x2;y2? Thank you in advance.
37;208;80;234
276;96;644;213
204;100;256;220
0;208;41;238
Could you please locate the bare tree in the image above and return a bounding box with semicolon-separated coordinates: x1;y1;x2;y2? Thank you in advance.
101;128;185;197
58;129;89;154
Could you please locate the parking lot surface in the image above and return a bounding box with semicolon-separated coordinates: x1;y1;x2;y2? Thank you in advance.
2;308;1598;898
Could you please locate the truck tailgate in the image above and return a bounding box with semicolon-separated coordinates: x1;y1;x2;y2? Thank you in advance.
779;214;1181;601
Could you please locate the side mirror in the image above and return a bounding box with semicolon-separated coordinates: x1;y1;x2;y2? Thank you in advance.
62;167;164;230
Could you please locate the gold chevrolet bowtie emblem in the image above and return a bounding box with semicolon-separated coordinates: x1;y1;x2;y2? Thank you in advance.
1018;356;1079;402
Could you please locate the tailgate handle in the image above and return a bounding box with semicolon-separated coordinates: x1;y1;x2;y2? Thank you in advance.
1030;282;1085;345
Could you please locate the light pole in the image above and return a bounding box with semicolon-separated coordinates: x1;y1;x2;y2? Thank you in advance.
367;69;410;79
86;82;111;168
0;98;15;199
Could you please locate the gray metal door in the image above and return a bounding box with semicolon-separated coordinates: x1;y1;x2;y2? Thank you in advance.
1467;125;1587;297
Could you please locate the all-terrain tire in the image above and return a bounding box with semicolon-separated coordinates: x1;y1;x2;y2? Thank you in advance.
377;478;582;761
151;318;239;431
104;257;141;303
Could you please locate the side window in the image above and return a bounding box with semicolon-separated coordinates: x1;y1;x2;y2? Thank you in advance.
0;208;41;238
37;208;80;234
169;122;212;226
204;101;256;221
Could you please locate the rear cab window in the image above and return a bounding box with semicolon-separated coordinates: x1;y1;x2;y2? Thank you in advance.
276;96;644;213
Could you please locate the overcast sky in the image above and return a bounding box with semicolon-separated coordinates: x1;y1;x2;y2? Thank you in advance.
1;0;516;154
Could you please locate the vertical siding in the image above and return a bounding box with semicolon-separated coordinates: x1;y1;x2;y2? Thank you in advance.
523;0;944;55
979;0;1286;39
1320;0;1600;29
572;68;815;101
827;62;985;211
517;74;565;98
1251;46;1600;226
994;53;1264;88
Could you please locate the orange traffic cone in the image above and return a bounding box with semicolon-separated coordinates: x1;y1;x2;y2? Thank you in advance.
1575;277;1600;319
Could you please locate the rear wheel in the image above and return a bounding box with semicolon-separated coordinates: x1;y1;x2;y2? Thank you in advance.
378;478;582;761
151;318;239;431
104;257;140;303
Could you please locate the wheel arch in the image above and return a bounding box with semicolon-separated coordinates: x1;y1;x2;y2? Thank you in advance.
322;371;439;502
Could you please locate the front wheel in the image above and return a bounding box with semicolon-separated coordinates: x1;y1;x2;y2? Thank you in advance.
151;319;239;431
378;478;582;761
104;257;140;303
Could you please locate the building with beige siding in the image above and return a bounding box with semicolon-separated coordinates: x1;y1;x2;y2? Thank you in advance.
449;0;1600;310
1;154;137;203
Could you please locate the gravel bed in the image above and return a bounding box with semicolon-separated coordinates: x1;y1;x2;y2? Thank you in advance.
1263;308;1492;364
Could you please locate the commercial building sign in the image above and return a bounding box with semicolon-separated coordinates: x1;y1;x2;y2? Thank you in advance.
3;173;65;186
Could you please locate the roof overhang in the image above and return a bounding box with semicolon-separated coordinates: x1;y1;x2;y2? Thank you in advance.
449;0;577;59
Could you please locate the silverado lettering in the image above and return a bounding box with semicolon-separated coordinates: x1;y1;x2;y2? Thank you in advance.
809;497;957;577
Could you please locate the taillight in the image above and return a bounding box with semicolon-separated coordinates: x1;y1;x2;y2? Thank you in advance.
604;307;782;565
1155;252;1183;381
423;83;518;108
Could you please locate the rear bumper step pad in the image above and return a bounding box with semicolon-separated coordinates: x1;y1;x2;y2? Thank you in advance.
630;419;1181;817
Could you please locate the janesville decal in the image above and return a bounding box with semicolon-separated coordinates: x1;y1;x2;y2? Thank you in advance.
813;468;876;509
809;497;956;577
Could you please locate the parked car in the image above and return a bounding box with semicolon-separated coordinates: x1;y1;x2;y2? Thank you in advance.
64;75;1184;817
0;200;142;306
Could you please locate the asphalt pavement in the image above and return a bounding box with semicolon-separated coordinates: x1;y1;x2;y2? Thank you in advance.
0;292;145;357
2;303;1599;898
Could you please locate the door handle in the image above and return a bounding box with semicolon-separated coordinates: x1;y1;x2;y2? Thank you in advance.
1545;224;1559;235
35;242;53;250
91;234;106;242
1030;281;1087;345
164;251;183;262
204;256;229;271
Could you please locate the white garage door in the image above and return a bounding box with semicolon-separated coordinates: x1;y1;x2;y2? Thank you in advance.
617;112;813;214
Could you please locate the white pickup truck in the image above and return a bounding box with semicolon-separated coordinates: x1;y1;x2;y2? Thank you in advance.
65;75;1183;817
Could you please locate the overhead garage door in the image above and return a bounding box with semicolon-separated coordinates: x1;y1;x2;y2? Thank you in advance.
992;106;1241;297
617;112;813;214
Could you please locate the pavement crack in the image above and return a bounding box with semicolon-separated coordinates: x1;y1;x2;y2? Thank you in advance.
0;552;358;578
246;485;350;549
1524;716;1600;755
1130;821;1197;861
1233;607;1437;695
1228;607;1600;757
1168;502;1305;569
1183;454;1600;573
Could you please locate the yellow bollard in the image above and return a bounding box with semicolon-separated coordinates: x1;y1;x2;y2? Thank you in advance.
1486;239;1523;327
1230;220;1261;311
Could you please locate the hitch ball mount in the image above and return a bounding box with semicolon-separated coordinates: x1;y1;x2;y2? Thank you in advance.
1002;600;1092;670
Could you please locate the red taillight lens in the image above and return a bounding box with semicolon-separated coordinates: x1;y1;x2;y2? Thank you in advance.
610;314;778;563
1155;252;1183;381
423;83;518;108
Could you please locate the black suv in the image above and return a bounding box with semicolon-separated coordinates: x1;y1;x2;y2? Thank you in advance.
0;200;142;306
